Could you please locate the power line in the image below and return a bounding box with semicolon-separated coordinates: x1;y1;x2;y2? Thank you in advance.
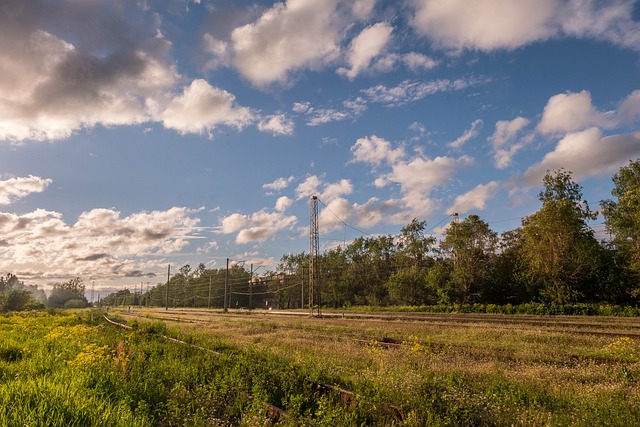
317;198;371;237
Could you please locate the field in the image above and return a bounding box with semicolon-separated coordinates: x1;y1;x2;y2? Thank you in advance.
1;308;640;426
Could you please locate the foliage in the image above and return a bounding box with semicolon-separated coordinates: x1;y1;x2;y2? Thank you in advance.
0;290;33;312
440;214;497;304
602;159;640;294
48;277;89;308
519;170;603;304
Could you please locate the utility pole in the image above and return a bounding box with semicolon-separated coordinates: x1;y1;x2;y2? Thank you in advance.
224;258;229;312
249;263;254;311
165;264;170;310
301;265;304;310
208;275;212;309
309;195;320;317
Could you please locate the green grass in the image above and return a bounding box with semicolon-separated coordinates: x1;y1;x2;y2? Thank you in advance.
2;308;640;425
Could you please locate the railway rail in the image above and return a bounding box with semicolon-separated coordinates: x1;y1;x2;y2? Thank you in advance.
111;308;639;367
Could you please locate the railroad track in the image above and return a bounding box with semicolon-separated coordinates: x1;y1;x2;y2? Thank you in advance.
116;307;640;339
112;309;636;367
103;314;404;425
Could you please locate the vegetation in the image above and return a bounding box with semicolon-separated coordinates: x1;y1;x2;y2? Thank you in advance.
3;308;640;426
108;163;640;311
47;277;89;308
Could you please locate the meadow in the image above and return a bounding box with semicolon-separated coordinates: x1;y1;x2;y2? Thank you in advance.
1;308;639;426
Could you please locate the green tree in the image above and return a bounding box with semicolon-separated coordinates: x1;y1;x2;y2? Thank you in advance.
0;290;33;312
440;214;497;304
601;159;640;296
519;170;601;304
396;218;436;268
48;277;88;308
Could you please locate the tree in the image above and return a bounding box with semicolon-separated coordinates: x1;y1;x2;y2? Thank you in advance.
519;170;601;304
601;159;640;295
0;290;33;312
48;277;88;308
440;214;497;304
396;218;436;268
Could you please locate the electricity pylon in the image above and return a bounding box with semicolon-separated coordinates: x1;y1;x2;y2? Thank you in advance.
309;195;320;316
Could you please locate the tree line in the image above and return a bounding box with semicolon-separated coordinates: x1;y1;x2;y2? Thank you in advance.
288;163;640;308
3;160;640;311
111;161;640;311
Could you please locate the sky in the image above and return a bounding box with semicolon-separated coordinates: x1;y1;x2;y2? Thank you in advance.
1;0;640;297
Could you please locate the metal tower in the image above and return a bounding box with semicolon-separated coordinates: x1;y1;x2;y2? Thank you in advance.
309;195;319;316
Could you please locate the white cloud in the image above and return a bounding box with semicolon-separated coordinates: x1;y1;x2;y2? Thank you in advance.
295;175;322;200
275;196;293;212
263;176;295;191
321;179;353;203
220;209;298;244
351;0;377;20
560;0;640;52
230;0;343;87
338;22;393;80
410;0;557;51
449;119;483;149
488;117;531;169
448;181;499;214
258;113;294;135
350;135;405;166
0;175;52;205
220;213;250;233
618;90;640;123
202;33;231;70
161;79;254;135
318;197;353;232
362;77;487;107
0;28;178;142
296;98;367;126
401;52;439;72
522;128;640;185
537;90;612;134
0;207;200;281
382;155;473;197
410;0;640;53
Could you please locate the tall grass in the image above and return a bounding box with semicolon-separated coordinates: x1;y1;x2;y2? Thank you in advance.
3;308;640;425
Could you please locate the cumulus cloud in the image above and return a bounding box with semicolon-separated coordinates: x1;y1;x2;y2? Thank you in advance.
219;209;297;244
229;0;343;87
448;181;499;214
488;117;531;168
617;90;640;123
0;1;266;142
0;175;52;205
338;22;393;80
263;176;295;192
449;119;483;149
537;90;612;134
522;128;640;184
161;79;254;135
321;179;353;202
275;196;293;212
0;206;200;281
410;0;557;51
410;0;640;52
350;135;405;166
318;197;353;232
351;135;474;223
295;175;322;200
258;113;294;135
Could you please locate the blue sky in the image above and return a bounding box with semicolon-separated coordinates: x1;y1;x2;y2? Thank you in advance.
1;0;640;297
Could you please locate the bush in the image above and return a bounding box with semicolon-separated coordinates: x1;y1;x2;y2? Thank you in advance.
64;299;88;309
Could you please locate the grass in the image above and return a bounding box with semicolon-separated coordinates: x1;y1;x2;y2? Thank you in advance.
2;308;640;425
